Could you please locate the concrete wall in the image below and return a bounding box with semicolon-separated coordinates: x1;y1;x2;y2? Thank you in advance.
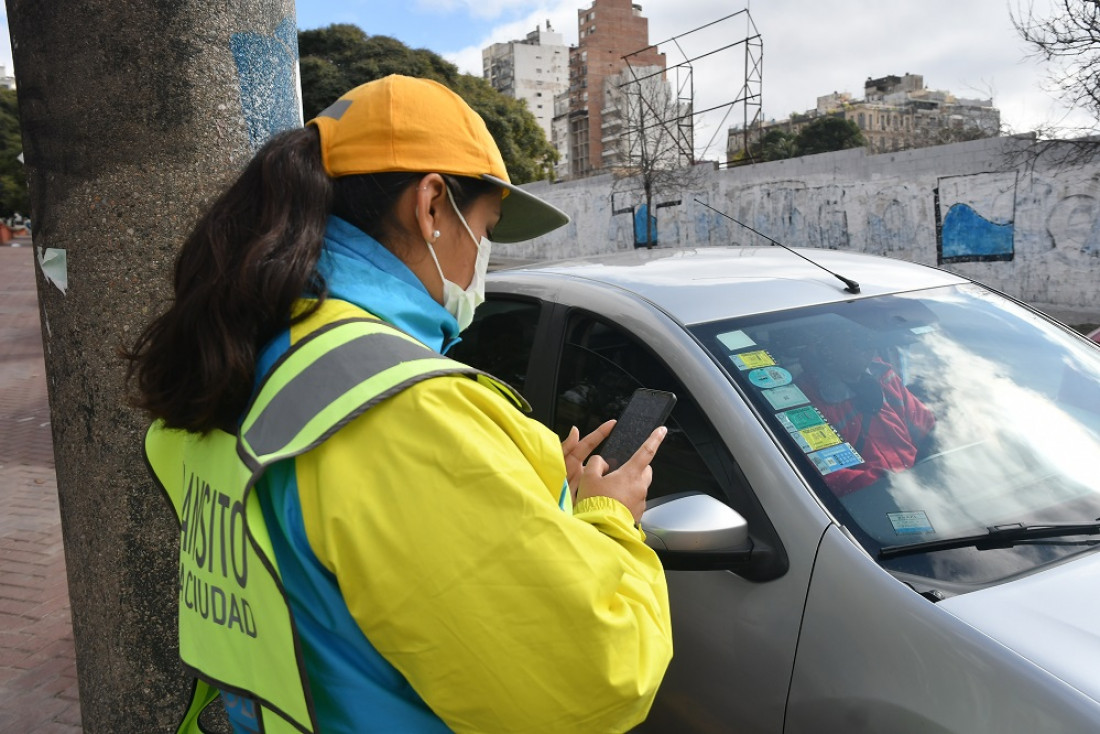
514;135;1100;325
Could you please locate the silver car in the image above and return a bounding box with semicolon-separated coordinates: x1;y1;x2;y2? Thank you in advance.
455;246;1100;733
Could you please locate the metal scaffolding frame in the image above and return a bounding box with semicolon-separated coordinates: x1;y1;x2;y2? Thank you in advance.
619;8;763;168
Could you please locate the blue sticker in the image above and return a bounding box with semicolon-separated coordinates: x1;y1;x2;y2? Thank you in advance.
809;443;864;475
888;511;935;535
761;385;810;410
748;366;793;389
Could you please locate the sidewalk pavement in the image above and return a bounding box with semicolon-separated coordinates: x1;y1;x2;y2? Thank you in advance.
0;243;82;732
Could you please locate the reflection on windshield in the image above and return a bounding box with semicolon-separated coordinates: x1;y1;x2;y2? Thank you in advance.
693;284;1100;585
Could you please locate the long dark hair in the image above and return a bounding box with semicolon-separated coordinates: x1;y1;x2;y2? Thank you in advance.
124;127;332;434
125;125;499;435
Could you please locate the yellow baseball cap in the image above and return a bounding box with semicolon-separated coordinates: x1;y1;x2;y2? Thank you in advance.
308;74;569;243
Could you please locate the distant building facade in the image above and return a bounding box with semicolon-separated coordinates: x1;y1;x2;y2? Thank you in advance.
728;72;1001;161
482;22;568;143
0;66;15;90
600;64;692;174
552;0;665;180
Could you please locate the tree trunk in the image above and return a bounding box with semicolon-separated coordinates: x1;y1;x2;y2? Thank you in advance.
7;1;299;729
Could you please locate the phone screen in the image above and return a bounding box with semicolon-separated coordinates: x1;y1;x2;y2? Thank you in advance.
598;388;677;470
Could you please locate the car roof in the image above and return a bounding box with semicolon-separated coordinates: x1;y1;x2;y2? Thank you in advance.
491;246;968;325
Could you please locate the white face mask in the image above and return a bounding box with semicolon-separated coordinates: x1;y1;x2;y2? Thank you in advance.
425;186;492;332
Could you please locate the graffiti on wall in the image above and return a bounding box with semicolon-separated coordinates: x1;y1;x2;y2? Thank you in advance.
865;186;921;257
935;172;1018;263
231;17;300;151
1047;194;1100;255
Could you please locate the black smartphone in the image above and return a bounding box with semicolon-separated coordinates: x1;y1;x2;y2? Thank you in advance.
598;388;677;470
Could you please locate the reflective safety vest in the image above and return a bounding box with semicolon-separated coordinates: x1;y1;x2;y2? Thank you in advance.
144;310;527;734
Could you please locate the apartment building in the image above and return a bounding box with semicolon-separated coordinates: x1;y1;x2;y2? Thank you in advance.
553;0;665;179
729;72;1001;161
482;22;568;142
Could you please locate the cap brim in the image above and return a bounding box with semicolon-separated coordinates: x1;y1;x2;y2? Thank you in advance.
481;174;570;244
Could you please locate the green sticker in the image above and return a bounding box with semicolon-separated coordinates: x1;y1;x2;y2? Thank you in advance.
778;406;826;431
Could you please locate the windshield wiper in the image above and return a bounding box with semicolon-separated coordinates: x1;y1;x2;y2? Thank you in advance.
878;522;1100;560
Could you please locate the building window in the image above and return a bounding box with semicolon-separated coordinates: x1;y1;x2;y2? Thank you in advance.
589;25;596;34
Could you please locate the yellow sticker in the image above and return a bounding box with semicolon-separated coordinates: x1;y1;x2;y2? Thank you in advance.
799;424;843;451
731;350;776;370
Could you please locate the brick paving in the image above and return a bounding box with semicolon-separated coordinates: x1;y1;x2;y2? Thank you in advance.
0;242;82;732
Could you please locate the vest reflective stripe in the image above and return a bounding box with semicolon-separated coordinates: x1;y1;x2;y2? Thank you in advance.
241;317;496;464
146;313;527;734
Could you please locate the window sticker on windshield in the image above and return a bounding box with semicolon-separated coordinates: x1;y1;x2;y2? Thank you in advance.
760;384;810;410
777;405;827;432
809;443;863;475
717;330;756;351
791;424;843;453
888;511;935;535
748;366;793;389
730;349;775;370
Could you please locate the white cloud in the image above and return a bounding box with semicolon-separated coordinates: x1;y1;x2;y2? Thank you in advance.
418;0;558;22
445;2;580;75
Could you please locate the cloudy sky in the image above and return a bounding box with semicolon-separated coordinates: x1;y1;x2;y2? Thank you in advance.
0;0;1092;140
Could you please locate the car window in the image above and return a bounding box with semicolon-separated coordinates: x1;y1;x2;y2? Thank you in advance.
449;299;539;393
691;284;1100;585
552;313;725;503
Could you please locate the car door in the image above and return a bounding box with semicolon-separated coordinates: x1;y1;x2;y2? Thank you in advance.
454;296;827;733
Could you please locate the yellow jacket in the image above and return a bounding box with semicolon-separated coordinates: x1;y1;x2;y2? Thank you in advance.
275;298;672;732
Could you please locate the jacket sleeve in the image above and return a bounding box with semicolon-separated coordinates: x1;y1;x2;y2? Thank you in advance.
294;375;673;733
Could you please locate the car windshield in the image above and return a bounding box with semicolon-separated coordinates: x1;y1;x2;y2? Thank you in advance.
691;283;1100;587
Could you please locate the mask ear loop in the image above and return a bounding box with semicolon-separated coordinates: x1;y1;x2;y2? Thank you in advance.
445;186;482;248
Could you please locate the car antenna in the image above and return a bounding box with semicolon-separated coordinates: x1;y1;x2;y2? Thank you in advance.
694;198;861;294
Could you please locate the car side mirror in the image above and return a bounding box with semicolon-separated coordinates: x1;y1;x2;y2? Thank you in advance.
641;492;754;572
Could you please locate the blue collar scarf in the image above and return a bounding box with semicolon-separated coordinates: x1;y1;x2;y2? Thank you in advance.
317;216;460;353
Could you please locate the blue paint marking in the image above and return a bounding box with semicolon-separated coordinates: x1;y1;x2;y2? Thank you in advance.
634;204;657;247
941;203;1014;259
231;17;300;151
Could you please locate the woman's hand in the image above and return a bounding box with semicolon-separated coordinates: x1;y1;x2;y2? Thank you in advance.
576;426;667;523
562;420;616;502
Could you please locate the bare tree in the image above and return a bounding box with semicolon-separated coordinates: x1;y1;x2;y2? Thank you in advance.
1010;0;1100;165
1014;0;1100;124
606;66;699;247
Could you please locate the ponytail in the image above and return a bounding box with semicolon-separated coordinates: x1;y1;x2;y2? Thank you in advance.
125;126;333;434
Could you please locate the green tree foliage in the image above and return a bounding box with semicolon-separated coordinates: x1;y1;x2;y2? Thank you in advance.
0;89;28;219
298;24;557;183
747;118;862;162
794;116;865;156
757;129;798;161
